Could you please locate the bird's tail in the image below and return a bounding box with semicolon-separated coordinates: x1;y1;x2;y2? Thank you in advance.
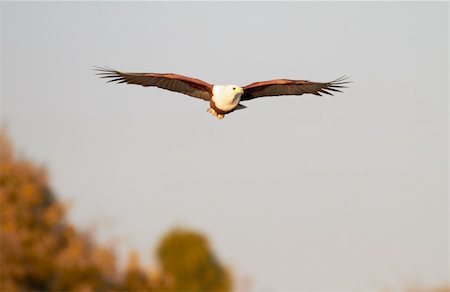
235;104;247;111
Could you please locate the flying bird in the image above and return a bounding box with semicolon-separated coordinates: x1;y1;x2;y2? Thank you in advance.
95;67;350;119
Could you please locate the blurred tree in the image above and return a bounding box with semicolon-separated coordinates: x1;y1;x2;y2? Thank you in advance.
157;228;232;292
123;250;152;291
0;129;119;291
0;128;233;292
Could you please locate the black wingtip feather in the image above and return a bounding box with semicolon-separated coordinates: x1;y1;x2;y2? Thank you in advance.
94;66;125;84
93;66;121;79
93;65;116;72
327;76;352;93
331;75;352;85
327;88;343;93
319;89;334;96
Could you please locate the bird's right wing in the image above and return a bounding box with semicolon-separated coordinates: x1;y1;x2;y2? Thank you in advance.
95;67;214;101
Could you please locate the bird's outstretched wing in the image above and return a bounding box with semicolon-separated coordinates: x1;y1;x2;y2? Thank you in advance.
95;67;214;101
241;76;350;101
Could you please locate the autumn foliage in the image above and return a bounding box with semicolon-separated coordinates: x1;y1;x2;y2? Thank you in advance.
157;229;232;291
0;129;232;291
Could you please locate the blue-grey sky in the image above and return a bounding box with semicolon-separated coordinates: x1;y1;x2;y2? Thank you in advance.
1;2;448;291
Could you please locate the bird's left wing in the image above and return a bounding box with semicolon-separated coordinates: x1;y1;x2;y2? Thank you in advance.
95;67;213;101
241;76;350;101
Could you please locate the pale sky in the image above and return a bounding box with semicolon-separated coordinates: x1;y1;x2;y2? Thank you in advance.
1;2;448;291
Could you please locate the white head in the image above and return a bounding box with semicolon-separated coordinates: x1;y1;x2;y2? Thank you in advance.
220;84;244;101
212;84;245;111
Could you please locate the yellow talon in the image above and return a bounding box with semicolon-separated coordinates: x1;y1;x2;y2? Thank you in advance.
207;107;224;119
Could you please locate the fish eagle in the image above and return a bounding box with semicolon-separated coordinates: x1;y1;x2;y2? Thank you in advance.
95;67;350;119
